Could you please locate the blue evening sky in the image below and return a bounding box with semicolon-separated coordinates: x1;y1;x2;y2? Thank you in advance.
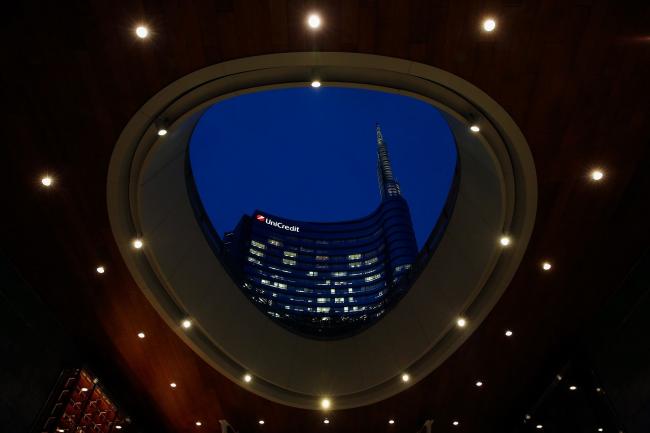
189;87;456;249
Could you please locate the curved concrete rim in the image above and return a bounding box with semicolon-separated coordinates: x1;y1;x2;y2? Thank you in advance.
107;52;536;410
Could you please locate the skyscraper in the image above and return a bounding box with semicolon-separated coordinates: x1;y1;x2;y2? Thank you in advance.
222;125;419;338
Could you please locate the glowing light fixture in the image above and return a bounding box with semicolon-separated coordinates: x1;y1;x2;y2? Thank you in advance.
157;128;168;136
195;421;202;426
401;373;410;382
500;236;511;246
323;419;330;424
137;332;145;339
307;13;322;29
453;421;459;426
542;262;552;271
170;382;177;388
135;25;149;39
536;425;543;430
470;125;480;132
456;317;467;328
259;420;265;425
590;169;604;181
320;397;331;410
41;176;53;187
389;419;395;425
96;266;105;274
132;238;143;249
181;319;192;329
311;80;321;88
505;329;513;337
597;428;603;432
569;385;577;391
482;18;496;32
475;381;483;387
81;387;88;392
556;374;563;381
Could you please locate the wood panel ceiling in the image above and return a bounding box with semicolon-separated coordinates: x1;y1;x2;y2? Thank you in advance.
2;1;650;432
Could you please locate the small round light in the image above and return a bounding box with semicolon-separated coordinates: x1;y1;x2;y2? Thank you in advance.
482;18;496;32
542;262;552;271
311;80;321;88
181;319;192;329
401;373;410;382
244;374;252;383
132;239;143;249
569;385;577;391
96;266;105;274
137;332;145;339
475;381;483;387
591;169;604;181
170;382;177;388
456;317;467;328
505;329;513;337
307;14;321;29
195;421;202;426
556;374;563;381
81;387;88;392
258;420;265;425
157;128;168;136
320;398;331;409
57;429;65;432
596;387;602;392
323;419;330;425
41;176;54;187
453;421;459;426
597;428;603;432
470;125;480;133
389;419;395;425
525;414;531;420
500;236;511;246
135;25;149;39
536;425;543;430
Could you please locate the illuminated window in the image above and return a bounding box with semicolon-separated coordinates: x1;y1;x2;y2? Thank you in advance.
349;297;355;302
344;306;349;312
251;240;266;249
308;271;318;276
348;288;354;293
330;289;336;294
282;258;296;266
317;307;331;313
268;239;282;247
334;281;346;286
284;251;297;257
349;261;362;268
317;298;329;303
334;297;345;303
316;255;329;261
332;271;347;277
348;253;362;260
261;279;270;285
247;257;261;265
365;273;380;282
365;257;378;265
250;248;264;257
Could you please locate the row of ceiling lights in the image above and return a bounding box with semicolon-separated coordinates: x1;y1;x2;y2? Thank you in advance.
38;10;609;431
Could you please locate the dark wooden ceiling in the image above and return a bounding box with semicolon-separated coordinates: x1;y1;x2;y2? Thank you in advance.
2;1;650;432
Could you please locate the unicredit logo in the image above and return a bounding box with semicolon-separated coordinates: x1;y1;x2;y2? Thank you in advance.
255;214;300;232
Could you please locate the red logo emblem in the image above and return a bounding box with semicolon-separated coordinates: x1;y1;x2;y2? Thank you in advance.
256;215;265;222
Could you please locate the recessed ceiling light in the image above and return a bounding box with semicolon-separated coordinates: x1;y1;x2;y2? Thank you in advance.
57;429;65;432
132;238;143;249
181;319;192;329
542;261;552;271
401;373;410;382
590;169;604;181
453;420;459;426
137;332;145;339
470;125;480;132
596;387;602;392
157;128;168;136
320;398;331;409
311;80;321;88
456;317;467;328
195;421;202;426
569;385;577;391
244;373;253;383
597;428;603;432
258;420;265;425
525;414;531;420
170;382;177;388
323;419;330;424
307;13;322;29
556;374;563;381
41;176;54;187
500;236;511;246
482;18;496;32
505;329;513;337
81;387;88;392
389;419;395;425
135;25;149;39
536;425;543;430
96;266;105;274
475;381;483;387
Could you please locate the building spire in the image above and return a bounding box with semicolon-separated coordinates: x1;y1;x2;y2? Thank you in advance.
376;123;401;199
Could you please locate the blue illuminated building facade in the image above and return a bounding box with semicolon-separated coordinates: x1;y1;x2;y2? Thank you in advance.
222;125;421;338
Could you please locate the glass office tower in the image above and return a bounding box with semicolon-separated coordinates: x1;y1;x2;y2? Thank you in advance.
223;126;419;338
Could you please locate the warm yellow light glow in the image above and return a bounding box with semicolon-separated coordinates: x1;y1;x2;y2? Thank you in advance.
482;18;496;32
591;169;604;181
170;382;177;388
307;13;322;29
96;266;105;274
135;25;149;39
470;125;480;133
505;329;513;337
181;319;192;329
258;420;265;425
195;421;202;426
401;373;410;382
456;317;467;328
569;385;577;391
536;425;543;430
388;419;395;425
311;80;321;88
41;176;54;187
500;236;511;246
132;238;143;249
157;128;168;136
542;261;552;271
323;419;330;424
137;332;145;339
320;397;331;409
81;387;88;392
244;374;252;383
